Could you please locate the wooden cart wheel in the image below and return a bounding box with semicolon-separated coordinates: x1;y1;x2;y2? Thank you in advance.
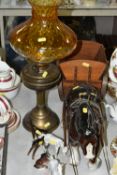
101;72;109;97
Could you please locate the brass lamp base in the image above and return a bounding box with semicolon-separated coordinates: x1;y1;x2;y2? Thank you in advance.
23;106;60;132
22;62;61;132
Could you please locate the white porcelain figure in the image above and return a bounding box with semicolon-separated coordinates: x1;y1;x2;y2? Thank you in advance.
109;48;117;83
105;102;117;121
35;131;68;155
85;143;95;159
0;61;16;89
110;157;117;175
107;48;117;99
48;156;63;175
84;143;101;170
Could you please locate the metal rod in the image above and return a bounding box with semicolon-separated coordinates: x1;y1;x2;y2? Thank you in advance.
103;143;111;175
0;16;5;50
1;125;8;175
69;145;79;175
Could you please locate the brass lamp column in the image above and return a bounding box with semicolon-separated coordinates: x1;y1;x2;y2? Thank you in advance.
22;63;61;131
9;0;77;132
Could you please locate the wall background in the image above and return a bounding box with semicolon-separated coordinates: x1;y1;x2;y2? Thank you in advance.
95;17;114;34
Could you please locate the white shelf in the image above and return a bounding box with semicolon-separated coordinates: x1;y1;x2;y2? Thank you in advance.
1;0;117;50
0;0;117;16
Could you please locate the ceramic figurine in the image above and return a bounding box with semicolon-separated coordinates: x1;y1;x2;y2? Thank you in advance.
107;48;117;99
28;130;68;159
110;137;117;175
109;48;117;83
63;84;106;170
30;131;80;174
35;131;68;154
34;153;49;169
34;153;63;175
110;157;117;175
27;135;45;159
105;102;117;121
48;156;63;175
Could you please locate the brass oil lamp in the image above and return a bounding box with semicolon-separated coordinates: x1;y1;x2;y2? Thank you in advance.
9;0;77;132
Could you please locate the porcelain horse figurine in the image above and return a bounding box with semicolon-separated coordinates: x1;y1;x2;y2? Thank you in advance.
28;130;67;159
63;83;106;170
34;153;63;175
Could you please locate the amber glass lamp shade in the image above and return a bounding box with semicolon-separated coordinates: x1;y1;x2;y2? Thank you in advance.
9;0;77;63
9;0;77;132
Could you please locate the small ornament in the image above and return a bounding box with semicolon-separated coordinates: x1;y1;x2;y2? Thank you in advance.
110;137;117;157
109;48;117;83
110;157;117;175
82;107;88;113
107;48;117;99
105;102;117;122
110;137;117;175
